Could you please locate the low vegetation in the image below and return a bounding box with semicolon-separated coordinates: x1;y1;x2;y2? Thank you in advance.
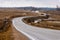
45;10;60;20
23;11;60;30
0;18;13;40
31;21;60;30
0;18;11;32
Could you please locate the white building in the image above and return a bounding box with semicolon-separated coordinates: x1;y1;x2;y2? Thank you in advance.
35;11;40;13
32;10;39;13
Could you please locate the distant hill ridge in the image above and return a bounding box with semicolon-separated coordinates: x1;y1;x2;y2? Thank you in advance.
0;7;58;11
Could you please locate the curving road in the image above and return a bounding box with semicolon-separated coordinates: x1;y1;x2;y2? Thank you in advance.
12;16;60;40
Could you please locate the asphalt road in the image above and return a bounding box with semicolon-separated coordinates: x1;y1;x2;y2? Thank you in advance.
12;16;60;40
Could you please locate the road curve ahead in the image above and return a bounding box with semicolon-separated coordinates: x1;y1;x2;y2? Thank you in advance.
12;17;60;40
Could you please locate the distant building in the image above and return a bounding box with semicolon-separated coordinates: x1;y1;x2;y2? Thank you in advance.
32;10;39;13
35;11;40;13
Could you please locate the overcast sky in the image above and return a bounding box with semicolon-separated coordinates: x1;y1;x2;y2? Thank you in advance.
0;0;60;8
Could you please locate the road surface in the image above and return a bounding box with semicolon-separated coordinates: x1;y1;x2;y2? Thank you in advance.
12;16;60;40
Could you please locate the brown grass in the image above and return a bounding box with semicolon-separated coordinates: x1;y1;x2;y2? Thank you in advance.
45;10;60;20
0;20;13;40
23;16;60;30
0;9;60;40
0;9;38;40
31;21;60;30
